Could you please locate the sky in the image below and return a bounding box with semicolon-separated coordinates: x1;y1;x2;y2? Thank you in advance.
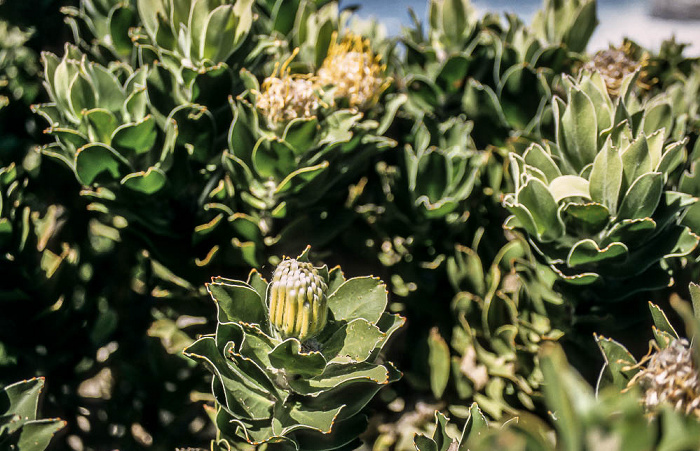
342;0;700;55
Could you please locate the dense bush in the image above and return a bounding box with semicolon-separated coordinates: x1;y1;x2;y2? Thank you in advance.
1;0;699;450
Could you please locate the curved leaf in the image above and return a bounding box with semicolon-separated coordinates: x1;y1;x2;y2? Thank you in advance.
74;143;129;185
327;277;387;324
207;280;267;326
616;172;663;221
120;167;167;194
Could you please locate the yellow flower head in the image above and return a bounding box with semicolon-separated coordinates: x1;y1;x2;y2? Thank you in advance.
317;32;390;109
256;49;321;127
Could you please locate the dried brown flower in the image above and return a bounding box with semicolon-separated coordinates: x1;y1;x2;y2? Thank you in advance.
583;44;643;97
630;339;700;418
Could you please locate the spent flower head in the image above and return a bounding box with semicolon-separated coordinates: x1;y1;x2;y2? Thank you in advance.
630;339;700;418
583;43;651;96
256;49;321;128
317;32;390;109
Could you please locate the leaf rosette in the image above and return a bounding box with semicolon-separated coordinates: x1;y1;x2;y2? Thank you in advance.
184;247;404;449
224;66;401;215
503;71;699;303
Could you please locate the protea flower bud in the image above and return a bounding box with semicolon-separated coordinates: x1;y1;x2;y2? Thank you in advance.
631;339;700;418
268;258;328;341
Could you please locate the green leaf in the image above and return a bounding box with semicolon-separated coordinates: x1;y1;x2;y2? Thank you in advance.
561;202;610;235
616;172;663;221
268;339;327;377
231;214;262;242
69;73;96;117
432;411;456;451
499;64;544;130
49;128;88;150
170;104;216;163
253;138;295;180
272;402;343;437
370;313;405;360
442;0;469;42
562;86;598;171
15;418;67;451
566;0;597;53
621;135;652;191
581;73;612;133
523;143;561;183
642;102;673;138
649;302;679;340
503;201;539;238
447;245;485;296
589;140;623;212
539;343;585;451
567;239;627;267
247;269;267;299
319;110;362;146
658;141;685;175
271;0;297;35
595;335;638;391
120;167;167;194
75;143;129;185
111;115;158;155
236;323;275;370
326;267;346;296
327;277;387;324
459;403;488;451
646;129;665;170
415;434;438;451
407;75;440;112
436;55;470;94
1;378;44;423
207;280;267;326
516;177;564;242
283;118;319;154
690;283;700;320
184;337;275;421
551;267;600;285
83;108;117;143
604;218;657;245
109;5;137;58
136;0;166;40
53;55;79;121
41;52;60;102
124;87;148;122
298;363;401;421
548;175;590;202
321;319;384;364
86;63;125;112
293;415;368;451
428;328;450;399
462;80;508;143
201;1;253;62
274;162;329;194
147;318;196;355
287;362;390;396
